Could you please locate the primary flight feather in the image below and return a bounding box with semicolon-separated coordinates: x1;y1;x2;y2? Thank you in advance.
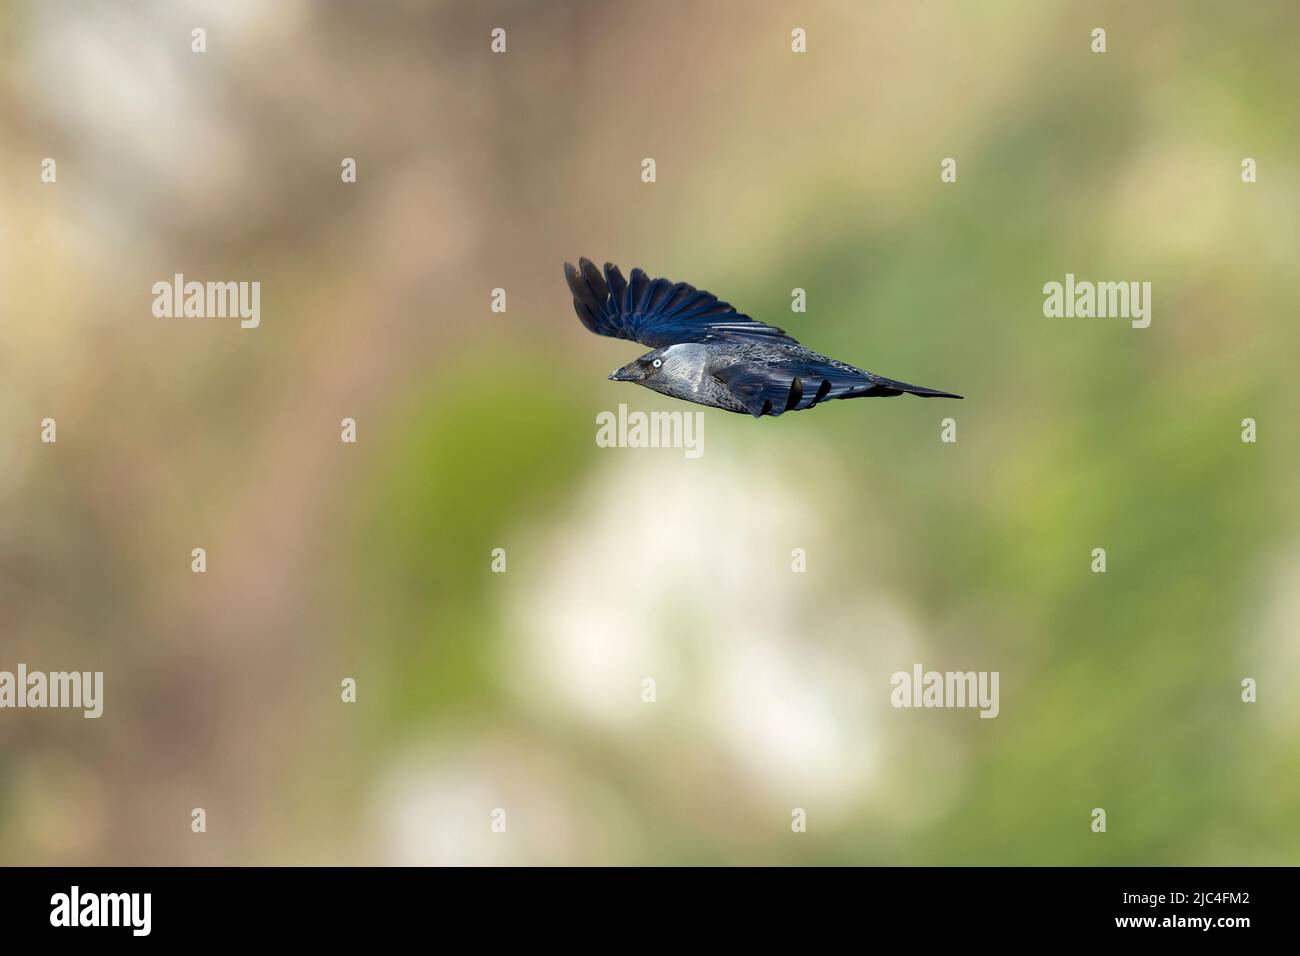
565;258;962;417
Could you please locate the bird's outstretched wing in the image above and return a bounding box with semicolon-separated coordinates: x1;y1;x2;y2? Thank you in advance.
565;257;799;348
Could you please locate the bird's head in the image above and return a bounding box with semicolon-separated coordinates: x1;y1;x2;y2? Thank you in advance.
609;349;668;384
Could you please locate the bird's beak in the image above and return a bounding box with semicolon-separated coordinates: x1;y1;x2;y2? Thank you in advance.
609;365;634;382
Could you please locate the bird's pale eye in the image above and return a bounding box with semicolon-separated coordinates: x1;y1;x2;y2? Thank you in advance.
652;358;662;368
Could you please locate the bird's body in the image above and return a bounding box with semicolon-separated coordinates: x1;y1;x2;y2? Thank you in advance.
565;258;961;417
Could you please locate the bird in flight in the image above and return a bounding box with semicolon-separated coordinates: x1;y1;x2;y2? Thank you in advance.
565;258;962;417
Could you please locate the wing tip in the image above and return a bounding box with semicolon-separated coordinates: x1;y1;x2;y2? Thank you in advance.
563;260;583;299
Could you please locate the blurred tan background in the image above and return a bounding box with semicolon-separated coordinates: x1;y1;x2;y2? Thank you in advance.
1;0;1298;864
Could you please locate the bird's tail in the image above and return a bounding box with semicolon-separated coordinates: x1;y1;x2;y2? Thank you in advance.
864;375;963;399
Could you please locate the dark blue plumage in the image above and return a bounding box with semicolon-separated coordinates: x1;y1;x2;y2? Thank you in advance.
565;258;962;417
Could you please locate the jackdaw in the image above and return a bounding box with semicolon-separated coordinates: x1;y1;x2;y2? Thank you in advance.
565;258;962;417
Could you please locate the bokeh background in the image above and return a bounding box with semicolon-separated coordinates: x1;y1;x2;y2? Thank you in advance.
1;0;1298;865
